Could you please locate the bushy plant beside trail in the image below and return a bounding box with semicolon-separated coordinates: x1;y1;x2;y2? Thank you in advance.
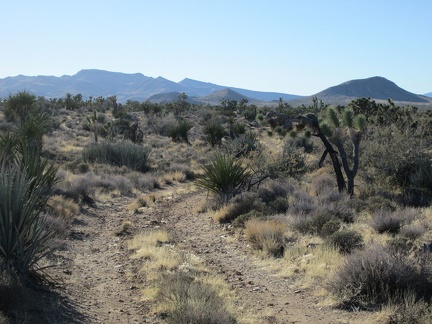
0;161;57;275
196;152;251;202
328;244;432;310
245;218;286;257
82;142;151;173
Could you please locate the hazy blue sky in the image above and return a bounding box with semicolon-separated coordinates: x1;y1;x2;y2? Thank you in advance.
1;1;431;95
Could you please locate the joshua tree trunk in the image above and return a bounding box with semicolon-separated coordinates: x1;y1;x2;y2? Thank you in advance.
293;115;347;193
316;132;346;193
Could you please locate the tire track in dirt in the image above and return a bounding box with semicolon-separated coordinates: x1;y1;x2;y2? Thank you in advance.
51;196;147;323
158;190;362;324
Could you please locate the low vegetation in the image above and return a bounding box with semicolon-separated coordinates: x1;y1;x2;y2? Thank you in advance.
1;90;432;322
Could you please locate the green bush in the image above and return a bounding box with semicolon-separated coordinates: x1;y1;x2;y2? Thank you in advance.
227;131;259;157
82;142;151;173
203;120;226;147
196;152;251;201
228;122;246;139
3;91;37;124
326;229;363;254
166;120;193;143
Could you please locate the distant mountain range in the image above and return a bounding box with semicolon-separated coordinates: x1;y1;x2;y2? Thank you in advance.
0;69;430;107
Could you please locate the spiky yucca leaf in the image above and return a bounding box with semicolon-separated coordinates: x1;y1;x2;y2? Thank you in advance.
355;114;367;132
342;109;354;128
196;152;251;200
326;106;340;128
0;163;55;274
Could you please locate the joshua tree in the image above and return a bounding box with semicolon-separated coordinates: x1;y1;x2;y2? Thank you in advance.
265;107;366;195
87;110;99;143
321;106;366;195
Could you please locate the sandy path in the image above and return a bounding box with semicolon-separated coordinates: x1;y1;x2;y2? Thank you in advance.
49;188;364;323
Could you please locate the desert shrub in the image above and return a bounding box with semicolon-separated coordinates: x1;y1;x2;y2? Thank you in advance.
268;196;289;214
166;120;193;144
242;106;257;122
257;181;292;204
81;142;151;172
386;298;432;324
364;195;397;212
312;173;336;196
3;91;37;124
370;209;415;234
203;120;226;147
274;126;287;137
226;131;260;157
287;134;313;153
328;244;432;309
0;163;55;274
57;171;134;203
321;199;356;224
231;210;264;228
228;122;246;139
388;236;415;254
196;152;251;202
326;229;363;254
213;192;267;224
275;141;308;177
127;171;161;192
257;181;292;214
245;218;286;257
157;272;236;324
362;129;432;206
288;190;317;216
403;158;432;206
400;222;427;240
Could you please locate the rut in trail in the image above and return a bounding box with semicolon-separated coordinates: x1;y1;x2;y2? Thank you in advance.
154;190;361;324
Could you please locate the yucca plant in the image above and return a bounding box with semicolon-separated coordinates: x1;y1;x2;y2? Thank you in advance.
0;163;55;274
196;152;251;201
203;120;226;147
166;120;193;143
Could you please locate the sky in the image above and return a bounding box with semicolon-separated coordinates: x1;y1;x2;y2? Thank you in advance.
1;1;431;96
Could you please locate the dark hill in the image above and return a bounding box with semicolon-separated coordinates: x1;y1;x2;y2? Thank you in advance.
316;76;428;103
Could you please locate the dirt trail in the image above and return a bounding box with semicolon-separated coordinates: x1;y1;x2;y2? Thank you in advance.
50;187;364;323
51;195;146;323
158;190;361;324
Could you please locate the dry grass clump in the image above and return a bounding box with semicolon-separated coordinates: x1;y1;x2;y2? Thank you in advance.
129;194;157;213
279;242;342;287
47;195;80;220
128;230;181;275
245;218;286;257
127;230;240;323
156;271;236;324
